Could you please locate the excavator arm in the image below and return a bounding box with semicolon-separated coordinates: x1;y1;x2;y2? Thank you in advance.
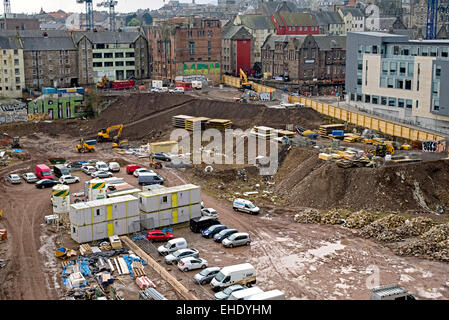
97;124;124;142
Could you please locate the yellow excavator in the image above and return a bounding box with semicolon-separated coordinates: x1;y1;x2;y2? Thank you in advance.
112;139;129;149
239;69;252;91
367;143;395;157
76;138;97;153
97;124;123;143
97;75;107;89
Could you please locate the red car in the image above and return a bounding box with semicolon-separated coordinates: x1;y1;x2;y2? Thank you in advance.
126;164;140;174
146;230;174;242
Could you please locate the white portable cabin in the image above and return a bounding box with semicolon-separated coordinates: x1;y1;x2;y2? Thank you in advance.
69;195;140;243
138;184;201;229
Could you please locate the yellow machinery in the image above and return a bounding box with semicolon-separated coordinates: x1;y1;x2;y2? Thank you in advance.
367;143;394;157
97;124;123;142
97;75;107;89
76;138;97;153
112;139;129;149
149;157;163;169
239;69;252;90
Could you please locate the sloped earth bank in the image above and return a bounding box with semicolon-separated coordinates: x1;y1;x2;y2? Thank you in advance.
275;147;449;213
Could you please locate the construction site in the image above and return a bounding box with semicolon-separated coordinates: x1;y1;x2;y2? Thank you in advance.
1;79;449;301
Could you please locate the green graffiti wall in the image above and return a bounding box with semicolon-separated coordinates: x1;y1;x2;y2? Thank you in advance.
183;62;220;76
27;93;84;121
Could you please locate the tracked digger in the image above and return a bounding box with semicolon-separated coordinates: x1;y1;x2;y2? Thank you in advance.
97;124;123;143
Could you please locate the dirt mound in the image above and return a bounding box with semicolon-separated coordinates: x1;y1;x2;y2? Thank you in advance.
276;147;449;213
84;94;324;141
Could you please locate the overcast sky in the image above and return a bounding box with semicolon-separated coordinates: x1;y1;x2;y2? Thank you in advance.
4;0;215;14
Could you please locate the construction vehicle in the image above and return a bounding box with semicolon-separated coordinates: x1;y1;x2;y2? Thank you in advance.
97;75;107;89
112;139;129;149
76;138;97;153
367;143;395;157
149;157;163;169
239;69;252;91
97;124;123;142
1;133;21;148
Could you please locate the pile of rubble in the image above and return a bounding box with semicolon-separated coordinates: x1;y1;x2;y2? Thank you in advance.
360;214;407;242
293;209;323;224
343;210;379;229
395;239;440;257
394;217;436;238
320;208;352;225
419;223;449;243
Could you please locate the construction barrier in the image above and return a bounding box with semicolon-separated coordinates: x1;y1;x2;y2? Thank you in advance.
222;75;445;142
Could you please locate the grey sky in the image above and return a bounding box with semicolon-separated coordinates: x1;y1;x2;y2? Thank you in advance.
3;0;214;14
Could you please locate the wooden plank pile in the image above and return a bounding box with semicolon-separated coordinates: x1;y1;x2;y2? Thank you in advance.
185;117;210;131
205;119;232;131
318;124;345;137
172;115;194;129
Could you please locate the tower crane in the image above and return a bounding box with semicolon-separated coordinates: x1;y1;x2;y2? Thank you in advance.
76;0;94;31
97;0;118;32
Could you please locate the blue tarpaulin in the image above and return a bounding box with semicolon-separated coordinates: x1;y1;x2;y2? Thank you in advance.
122;255;147;279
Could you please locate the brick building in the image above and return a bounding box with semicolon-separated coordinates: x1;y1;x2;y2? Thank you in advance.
147;17;222;84
261;34;346;84
0;17;40;31
21;32;79;89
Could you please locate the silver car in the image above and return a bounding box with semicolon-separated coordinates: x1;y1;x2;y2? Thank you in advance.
22;172;38;183
7;174;21;184
91;171;113;178
222;232;251;248
164;248;199;265
193;266;221;285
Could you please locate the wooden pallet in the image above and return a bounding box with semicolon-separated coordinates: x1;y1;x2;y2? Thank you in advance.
133;267;146;277
61;260;72;268
79;243;92;256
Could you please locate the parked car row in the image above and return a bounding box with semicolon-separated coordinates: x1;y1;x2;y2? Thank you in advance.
190;216;251;249
126;164;164;186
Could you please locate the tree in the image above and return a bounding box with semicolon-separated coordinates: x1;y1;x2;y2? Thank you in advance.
125;13;137;25
142;13;153;25
127;18;141;27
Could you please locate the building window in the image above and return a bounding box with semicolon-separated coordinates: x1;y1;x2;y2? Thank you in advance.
436;66;441;78
388;98;396;107
93;53;102;59
387;78;393;88
365;94;371;103
381;97;387;105
116;61;124;67
406;99;413;109
104;53;113;59
434;99;440;111
399;62;406;75
93;62;103;68
390;62;397;75
398;99;404;108
372;96;379;104
126;52;135;58
126;61;135;66
189;41;195;55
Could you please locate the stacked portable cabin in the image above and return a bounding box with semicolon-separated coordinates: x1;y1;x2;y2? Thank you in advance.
69;195;140;243
139;184;201;230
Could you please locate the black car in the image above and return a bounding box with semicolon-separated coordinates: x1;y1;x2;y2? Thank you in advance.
152;152;171;162
201;224;228;239
213;228;239;243
189;216;220;233
35;179;59;189
67;161;85;170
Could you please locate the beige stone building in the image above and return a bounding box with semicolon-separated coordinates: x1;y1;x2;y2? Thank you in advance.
0;36;25;99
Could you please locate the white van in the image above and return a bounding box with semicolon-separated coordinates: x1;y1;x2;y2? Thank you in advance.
227;286;264;300
192;81;202;90
96;161;109;172
210;263;256;292
157;238;187;256
246;289;285;300
108;162;120;172
233;199;260;215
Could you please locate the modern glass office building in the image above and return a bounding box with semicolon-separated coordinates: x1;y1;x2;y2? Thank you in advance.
346;32;449;133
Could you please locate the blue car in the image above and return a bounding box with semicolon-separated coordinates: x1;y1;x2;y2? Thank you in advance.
213;228;238;243
201;224;228;239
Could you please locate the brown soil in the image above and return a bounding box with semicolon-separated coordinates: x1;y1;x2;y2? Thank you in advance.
275;147;449;213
